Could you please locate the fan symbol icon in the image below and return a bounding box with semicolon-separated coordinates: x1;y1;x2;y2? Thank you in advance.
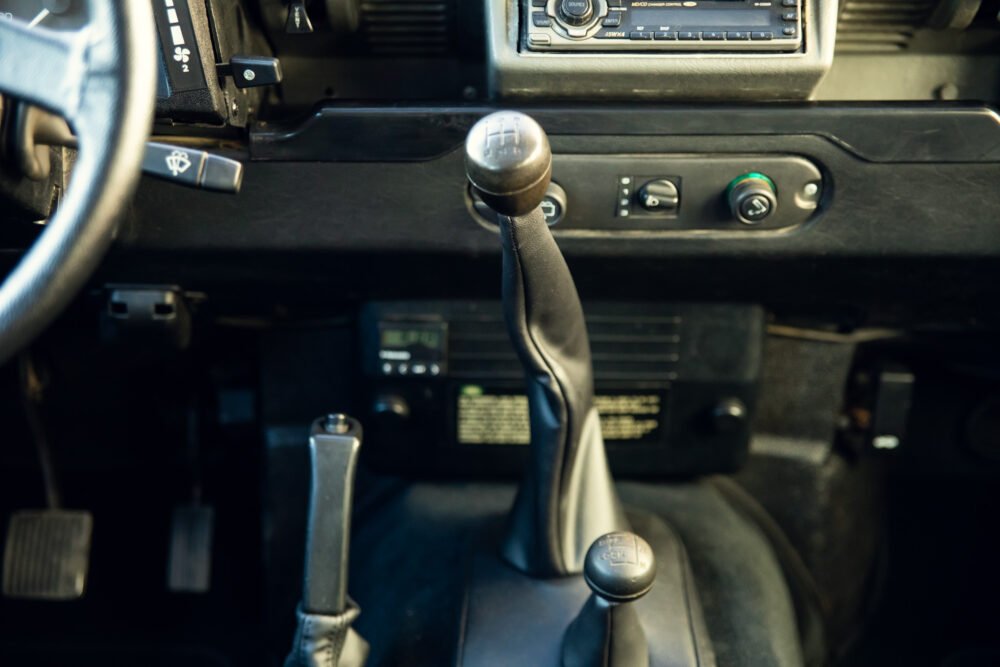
173;47;191;64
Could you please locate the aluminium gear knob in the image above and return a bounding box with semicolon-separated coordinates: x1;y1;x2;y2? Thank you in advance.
465;111;552;217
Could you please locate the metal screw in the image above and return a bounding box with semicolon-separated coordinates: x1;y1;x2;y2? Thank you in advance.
243;69;256;82
323;413;351;434
934;83;958;101
803;182;819;197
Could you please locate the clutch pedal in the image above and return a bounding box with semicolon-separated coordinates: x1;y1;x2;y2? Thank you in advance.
3;510;93;600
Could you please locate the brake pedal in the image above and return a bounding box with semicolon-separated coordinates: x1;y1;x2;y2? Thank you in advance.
2;510;93;600
167;504;214;593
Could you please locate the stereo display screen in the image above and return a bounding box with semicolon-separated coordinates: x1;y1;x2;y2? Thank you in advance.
630;8;771;26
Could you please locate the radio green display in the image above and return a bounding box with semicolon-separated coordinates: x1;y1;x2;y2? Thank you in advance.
380;328;443;350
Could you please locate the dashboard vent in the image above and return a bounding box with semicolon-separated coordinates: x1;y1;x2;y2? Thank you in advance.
359;0;453;56
836;0;936;51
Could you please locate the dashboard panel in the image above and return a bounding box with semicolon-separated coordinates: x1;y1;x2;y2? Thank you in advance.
2;0;1000;317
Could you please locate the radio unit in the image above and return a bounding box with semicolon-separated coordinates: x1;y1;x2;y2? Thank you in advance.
524;0;802;52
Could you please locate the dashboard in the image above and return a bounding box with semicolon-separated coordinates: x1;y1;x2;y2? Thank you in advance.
2;6;999;666
2;0;1000;319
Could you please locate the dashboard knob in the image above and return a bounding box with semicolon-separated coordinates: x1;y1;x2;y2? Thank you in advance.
558;0;595;26
710;397;748;434
637;179;679;213
727;173;778;225
465;111;552;217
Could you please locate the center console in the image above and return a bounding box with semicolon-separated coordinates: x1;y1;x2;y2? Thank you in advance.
361;301;763;477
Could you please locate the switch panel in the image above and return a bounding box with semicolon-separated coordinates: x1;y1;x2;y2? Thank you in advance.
468;154;823;235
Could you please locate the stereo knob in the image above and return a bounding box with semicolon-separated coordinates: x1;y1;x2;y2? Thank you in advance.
558;0;595;26
727;173;778;225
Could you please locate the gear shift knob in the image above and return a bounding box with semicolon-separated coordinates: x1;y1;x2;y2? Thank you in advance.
585;532;656;603
465;111;552;217
562;532;656;667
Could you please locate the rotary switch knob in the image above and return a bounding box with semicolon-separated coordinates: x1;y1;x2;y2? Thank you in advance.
637;179;679;213
558;0;595;26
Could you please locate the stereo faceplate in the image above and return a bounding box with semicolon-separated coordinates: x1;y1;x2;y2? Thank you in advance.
524;0;802;52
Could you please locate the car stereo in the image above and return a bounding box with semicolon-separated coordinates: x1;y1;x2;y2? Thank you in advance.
524;0;802;52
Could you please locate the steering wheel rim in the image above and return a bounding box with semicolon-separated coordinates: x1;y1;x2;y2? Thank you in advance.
0;1;157;365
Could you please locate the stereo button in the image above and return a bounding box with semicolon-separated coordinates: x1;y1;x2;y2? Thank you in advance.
703;31;725;40
558;0;594;25
602;13;623;26
630;31;653;39
727;31;750;40
678;31;701;40
782;11;798;19
654;31;677;39
532;12;553;27
782;26;797;36
751;31;774;40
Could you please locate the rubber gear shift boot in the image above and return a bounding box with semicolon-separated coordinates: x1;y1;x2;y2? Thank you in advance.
284;600;369;667
498;208;629;577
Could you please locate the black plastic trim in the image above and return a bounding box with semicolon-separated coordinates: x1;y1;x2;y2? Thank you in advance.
250;104;1000;164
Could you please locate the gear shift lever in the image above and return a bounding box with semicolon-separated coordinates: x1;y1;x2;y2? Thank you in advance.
465;111;628;577
562;532;656;667
458;114;716;666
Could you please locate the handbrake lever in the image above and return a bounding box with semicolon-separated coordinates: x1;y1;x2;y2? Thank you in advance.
6;102;243;193
284;413;369;667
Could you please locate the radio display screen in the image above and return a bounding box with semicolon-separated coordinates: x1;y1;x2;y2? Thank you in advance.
630;8;771;26
377;321;447;375
380;326;444;351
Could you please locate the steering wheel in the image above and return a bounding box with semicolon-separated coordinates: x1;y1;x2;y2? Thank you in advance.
0;1;156;365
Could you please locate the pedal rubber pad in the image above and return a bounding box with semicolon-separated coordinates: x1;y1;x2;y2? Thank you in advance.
2;510;93;600
167;505;214;593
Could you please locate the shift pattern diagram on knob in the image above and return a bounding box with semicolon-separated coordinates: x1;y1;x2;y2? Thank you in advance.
585;531;656;603
482;114;525;161
465;111;553;216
